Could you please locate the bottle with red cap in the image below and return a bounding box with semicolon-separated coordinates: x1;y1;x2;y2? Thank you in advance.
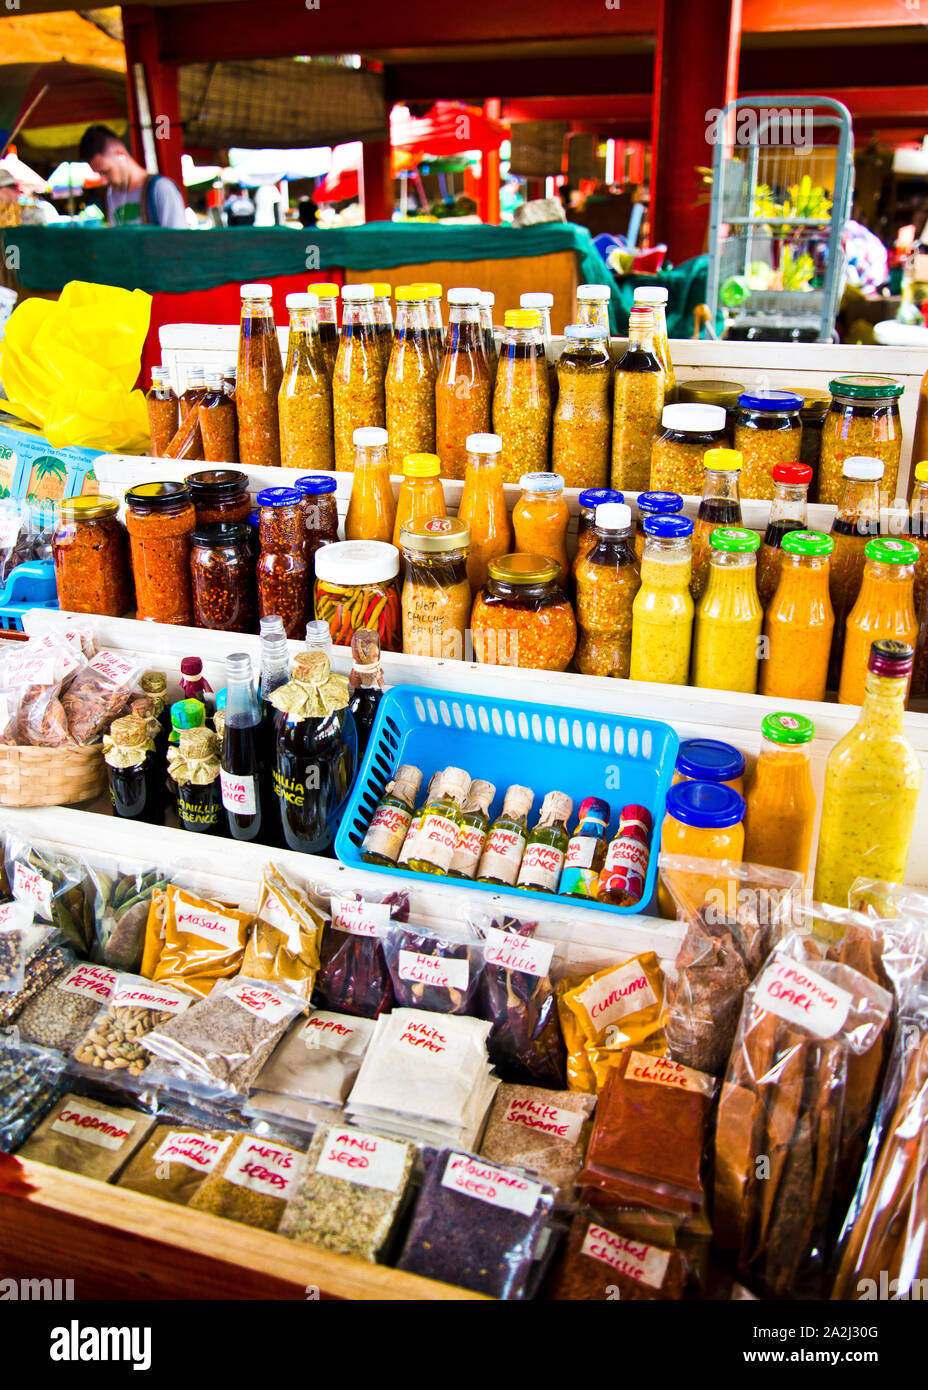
559;796;611;899
756;461;813;608
597;804;654;907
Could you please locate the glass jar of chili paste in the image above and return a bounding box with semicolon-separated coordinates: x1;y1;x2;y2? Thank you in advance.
256;487;309;639
472;553;577;671
52;494;130;617
295;473;339;575
190;523;257;633
125;481;196;625
186;469;251;527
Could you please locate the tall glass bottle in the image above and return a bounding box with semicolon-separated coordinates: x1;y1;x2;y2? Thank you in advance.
386;287;437;468
493;309;551;483
258;621;291;831
220;652;267;843
477;785;534;887
516;791;573;894
147;367;180;456
828;456;884;688
435;288;492;480
346;427;396;543
756;462;812;608
814;641;922;907
457;432;512;596
611;305;665;492
279;291;334;471
838;538;919;706
311;282;340;380
348;628;384;764
633;285;675;397
690;448;743;603
630;515;695;686
692;527;763;693
237;283;283;467
575;501;641;679
910;461;928;696
333;284;384;471
180;364;207;421
480;291;497;379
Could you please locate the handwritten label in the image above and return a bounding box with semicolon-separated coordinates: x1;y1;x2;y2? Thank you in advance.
220;769;257;817
56;963;117;1002
580;1224;670;1288
363;804;412;862
5;656;55;687
565;836;597;870
482;926;554;979
449;824;486;878
441;1152;543;1216
502;1095;583;1144
12;861;54;920
477;827;526;886
227;980;295;1024
301;1011;374;1058
112;979;191;1015
152;1130;231;1173
625;1052;714;1095
604;835;650;877
0;901;24;928
576;959;657;1034
51;1099;137;1152
398;950;469;992
517;841;565;892
414;813;459;872
89;649;137;685
257;885;302;953
224;1137;300;1200
754;954;852;1039
174;903;244;949
315;1127;408;1192
330;896;390;939
396;1017;454;1060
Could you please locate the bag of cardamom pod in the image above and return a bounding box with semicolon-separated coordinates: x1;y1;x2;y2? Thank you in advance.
69;974;195;1087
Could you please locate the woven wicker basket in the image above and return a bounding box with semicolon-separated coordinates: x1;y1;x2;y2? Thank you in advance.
0;743;106;807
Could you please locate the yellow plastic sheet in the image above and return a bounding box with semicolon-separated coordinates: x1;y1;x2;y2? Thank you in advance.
0;280;152;453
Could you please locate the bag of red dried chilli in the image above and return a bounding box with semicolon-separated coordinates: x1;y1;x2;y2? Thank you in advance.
312;887;408;1019
382;921;484;1016
469;912;567;1086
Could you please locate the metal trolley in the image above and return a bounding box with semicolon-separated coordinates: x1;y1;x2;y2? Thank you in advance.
706;96;855;343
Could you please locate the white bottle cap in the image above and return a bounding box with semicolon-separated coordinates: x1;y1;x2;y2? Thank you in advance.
447;287;482;305
314;540;400;584
577;283;611;300
661;402;726;433
286;292;319;310
480;290;495;306
240;282;272;297
341;283;375;300
353;426;389;448
595;502;632;531
466;433;503;455
634;285;669;305
843;455;885;480
521;292;554;308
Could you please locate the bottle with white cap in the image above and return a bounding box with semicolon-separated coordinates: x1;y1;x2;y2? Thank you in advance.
180;364;207;421
147;366;179;457
458;432;512;594
828;455;886;688
651;401;727;496
520;290;557;401
517;789;574;894
575;501;641;679
576;283;611;332
553;324;612;489
611;305;665;492
200;370;239;464
386;286;436;469
493;309;551;483
408;766;472;875
435;288;491;480
237;283;284;467
632;284;674;395
279;290;334;471
333;284;385;471
346;426;396;543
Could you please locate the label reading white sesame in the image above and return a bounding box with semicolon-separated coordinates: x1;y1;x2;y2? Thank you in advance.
398;950;470;992
580;1224;670;1288
152;1129;231;1173
754;954;852;1039
502;1095;583;1144
220;768;257;816
441;1152;543;1216
315;1127;408;1192
51;1098;138;1152
224;1136;300;1200
330;896;391;938
576;959;657;1033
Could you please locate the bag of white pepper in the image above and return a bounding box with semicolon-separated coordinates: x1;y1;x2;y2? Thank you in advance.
144;977;307;1102
70;975;195;1086
15;959;116;1054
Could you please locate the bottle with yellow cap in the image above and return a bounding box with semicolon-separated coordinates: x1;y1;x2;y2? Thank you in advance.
333;285;385;471
910;460;928;696
435;288;492;481
492;309;551;483
370;283;394;371
278;292;334;471
691;447;744;602
309;283;340;379
392;454;446;561
386;286;436;468
412;282;445;369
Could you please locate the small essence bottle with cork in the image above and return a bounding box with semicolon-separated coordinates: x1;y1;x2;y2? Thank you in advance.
516;791;573;894
559;796;611;899
409;767;471;875
397;770;442;868
449;779;496;880
361;765;423;867
477;784;534;887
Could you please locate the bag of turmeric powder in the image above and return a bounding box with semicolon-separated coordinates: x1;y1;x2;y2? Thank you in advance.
558;952;668;1093
240;863;326;1003
151;885;252;998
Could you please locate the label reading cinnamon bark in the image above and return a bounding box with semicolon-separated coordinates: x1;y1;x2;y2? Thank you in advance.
220;768;257;816
152;1129;231;1173
625;1051;714;1095
330;896;391;938
363;804;412;862
414;813;459;872
441;1152;543;1216
478;827;526;885
580;1224;670;1288
224;1136;300;1199
754;954;852;1039
398;950;469;992
576;960;657;1034
449;824;486;878
51;1099;138;1152
517;841;565;892
315;1127;408;1192
482;926;554;978
502;1095;583;1144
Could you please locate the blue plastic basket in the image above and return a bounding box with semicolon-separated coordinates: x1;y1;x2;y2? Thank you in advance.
0;559;58;632
335;683;680;917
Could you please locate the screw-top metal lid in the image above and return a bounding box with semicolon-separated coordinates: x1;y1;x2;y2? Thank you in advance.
865;537;919;565
842;456;885;481
677;378;745;409
781;529;834;557
305;620;333;650
502;784;534;817
126;480;192;512
829;374;904;400
761;712;815;745
295;473;338;495
869;639;914;677
186;468;249;497
466;433;502;455
487;553;559;585
710;526;760;553
57;494;120;521
637;490;684;516
400;516;470;552
260;616;286;638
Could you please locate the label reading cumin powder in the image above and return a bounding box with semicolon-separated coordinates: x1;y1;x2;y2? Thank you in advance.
441;1152;543;1217
580;1223;670;1288
152;1129;231;1173
315;1127;408;1192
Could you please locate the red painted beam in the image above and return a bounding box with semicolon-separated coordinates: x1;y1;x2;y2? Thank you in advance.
360;139;392;222
123;5;185;197
503;95;650;123
743;0;923;31
741;86;928;120
740;40;928;91
386;53;650;104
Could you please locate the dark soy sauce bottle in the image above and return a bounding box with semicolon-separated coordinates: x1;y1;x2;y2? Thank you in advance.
221;651;267;843
347;628;384;767
273;649;357;856
105;716;164;825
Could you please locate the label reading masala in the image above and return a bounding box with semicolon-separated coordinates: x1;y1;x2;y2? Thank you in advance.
174;902;244;949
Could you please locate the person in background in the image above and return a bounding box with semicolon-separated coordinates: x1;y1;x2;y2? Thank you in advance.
78;124;186;228
223;184;256;227
0;167;59;226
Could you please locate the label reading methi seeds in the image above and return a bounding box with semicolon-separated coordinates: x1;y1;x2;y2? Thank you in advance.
330;896;391;939
363;803;413;862
175;902;245;949
576;959;657;1033
300;1011;375;1058
754;954;853;1039
220;768;257;816
227;980;295;1024
51;1098;138;1152
482;927;554;978
478;827;526;885
315;1127;409;1192
152;1130;231;1173
624;1051;715;1095
398;950;470;992
580;1224;670;1288
441;1152;543;1217
502;1095;584;1144
111;979;191;1015
12;861;54;920
224;1136;301;1200
55;963;117;1002
414;813;460;872
517;841;565;892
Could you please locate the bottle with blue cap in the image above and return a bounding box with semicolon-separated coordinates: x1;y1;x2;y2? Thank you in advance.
734;389;803;501
280;289;333;471
673;738;745;793
634;490;683;561
256;487;309;638
575;501;641;678
553;324;612;490
656;779;746;919
629;511;695;685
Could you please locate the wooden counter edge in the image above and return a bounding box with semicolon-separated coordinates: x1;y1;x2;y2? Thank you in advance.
0;1159;489;1301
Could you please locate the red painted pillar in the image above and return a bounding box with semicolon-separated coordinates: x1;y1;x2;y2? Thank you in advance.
122;5;185;199
650;0;741;261
477;99;501;225
360;139;393;223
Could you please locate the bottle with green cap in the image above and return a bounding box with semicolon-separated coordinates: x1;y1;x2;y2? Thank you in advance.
838;536;920;706
692;527;763;693
910;460;928;697
744;713;817;877
760;530;835;703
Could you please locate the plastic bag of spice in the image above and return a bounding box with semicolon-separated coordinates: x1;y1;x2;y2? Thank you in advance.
15;959;116;1053
0;933;73;1029
85;864;169;973
713;933;894;1298
479;1083;595;1204
187;1131;305;1230
279;1121;416;1261
61;648;143;746
313;886;408;1019
4;832;96;956
241;862;326;1003
150;884;253;998
382;920;485;1016
0;1040;69;1152
70;974;194;1084
0;900;31;993
0;684;22;746
246;1008;377;1130
468;912;567;1086
116;1122;237;1206
0;638;83;747
144;976;306;1102
17;1091;154;1179
396;1148;557;1299
657;855;804;1075
557;952;669;1094
546;1209;689;1301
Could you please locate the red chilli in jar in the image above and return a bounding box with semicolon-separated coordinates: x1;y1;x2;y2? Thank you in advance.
256;487;310;639
295;473;339;577
190;522;257;633
125;481;196;625
186;469;251;526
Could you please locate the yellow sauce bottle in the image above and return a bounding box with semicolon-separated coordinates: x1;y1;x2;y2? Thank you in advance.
692;527;762;693
630;514;694;685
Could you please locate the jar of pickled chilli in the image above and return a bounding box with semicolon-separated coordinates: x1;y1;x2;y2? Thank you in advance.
575;488;624;570
672;738;745;795
346;427;396;544
492;309;551;483
633;285;674;398
692;526;763;694
256;487;309;639
457;432;512;595
295;473;339;575
828;455;884;690
611;305;665;492
186;469;251;527
575;502;641;679
839;538;919;706
435;287;492;480
386;286;437;468
690;448;743;603
760;530;835;704
147;367;179;457
125;481;196;625
512;472;570;589
199;372;239;464
236;283;283;468
471;553;576;671
634;490;683;562
190;522;257;633
333;284;384;471
392;454;446;562
676;379;744;447
313;540;402;653
552;325;612;490
279;291;335;471
734;390;803;501
400;517;472;661
650;403;726;496
820;375;904;505
656;780;746;919
310;282;340;380
52;495;130;617
629;515;694;686
756;462;812;609
576;283;611;331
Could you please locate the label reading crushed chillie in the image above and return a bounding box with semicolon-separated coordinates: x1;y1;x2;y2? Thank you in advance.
315;1127;408;1192
754;954;853;1039
51;1098;138;1152
441;1152;543;1216
580;1223;670;1288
